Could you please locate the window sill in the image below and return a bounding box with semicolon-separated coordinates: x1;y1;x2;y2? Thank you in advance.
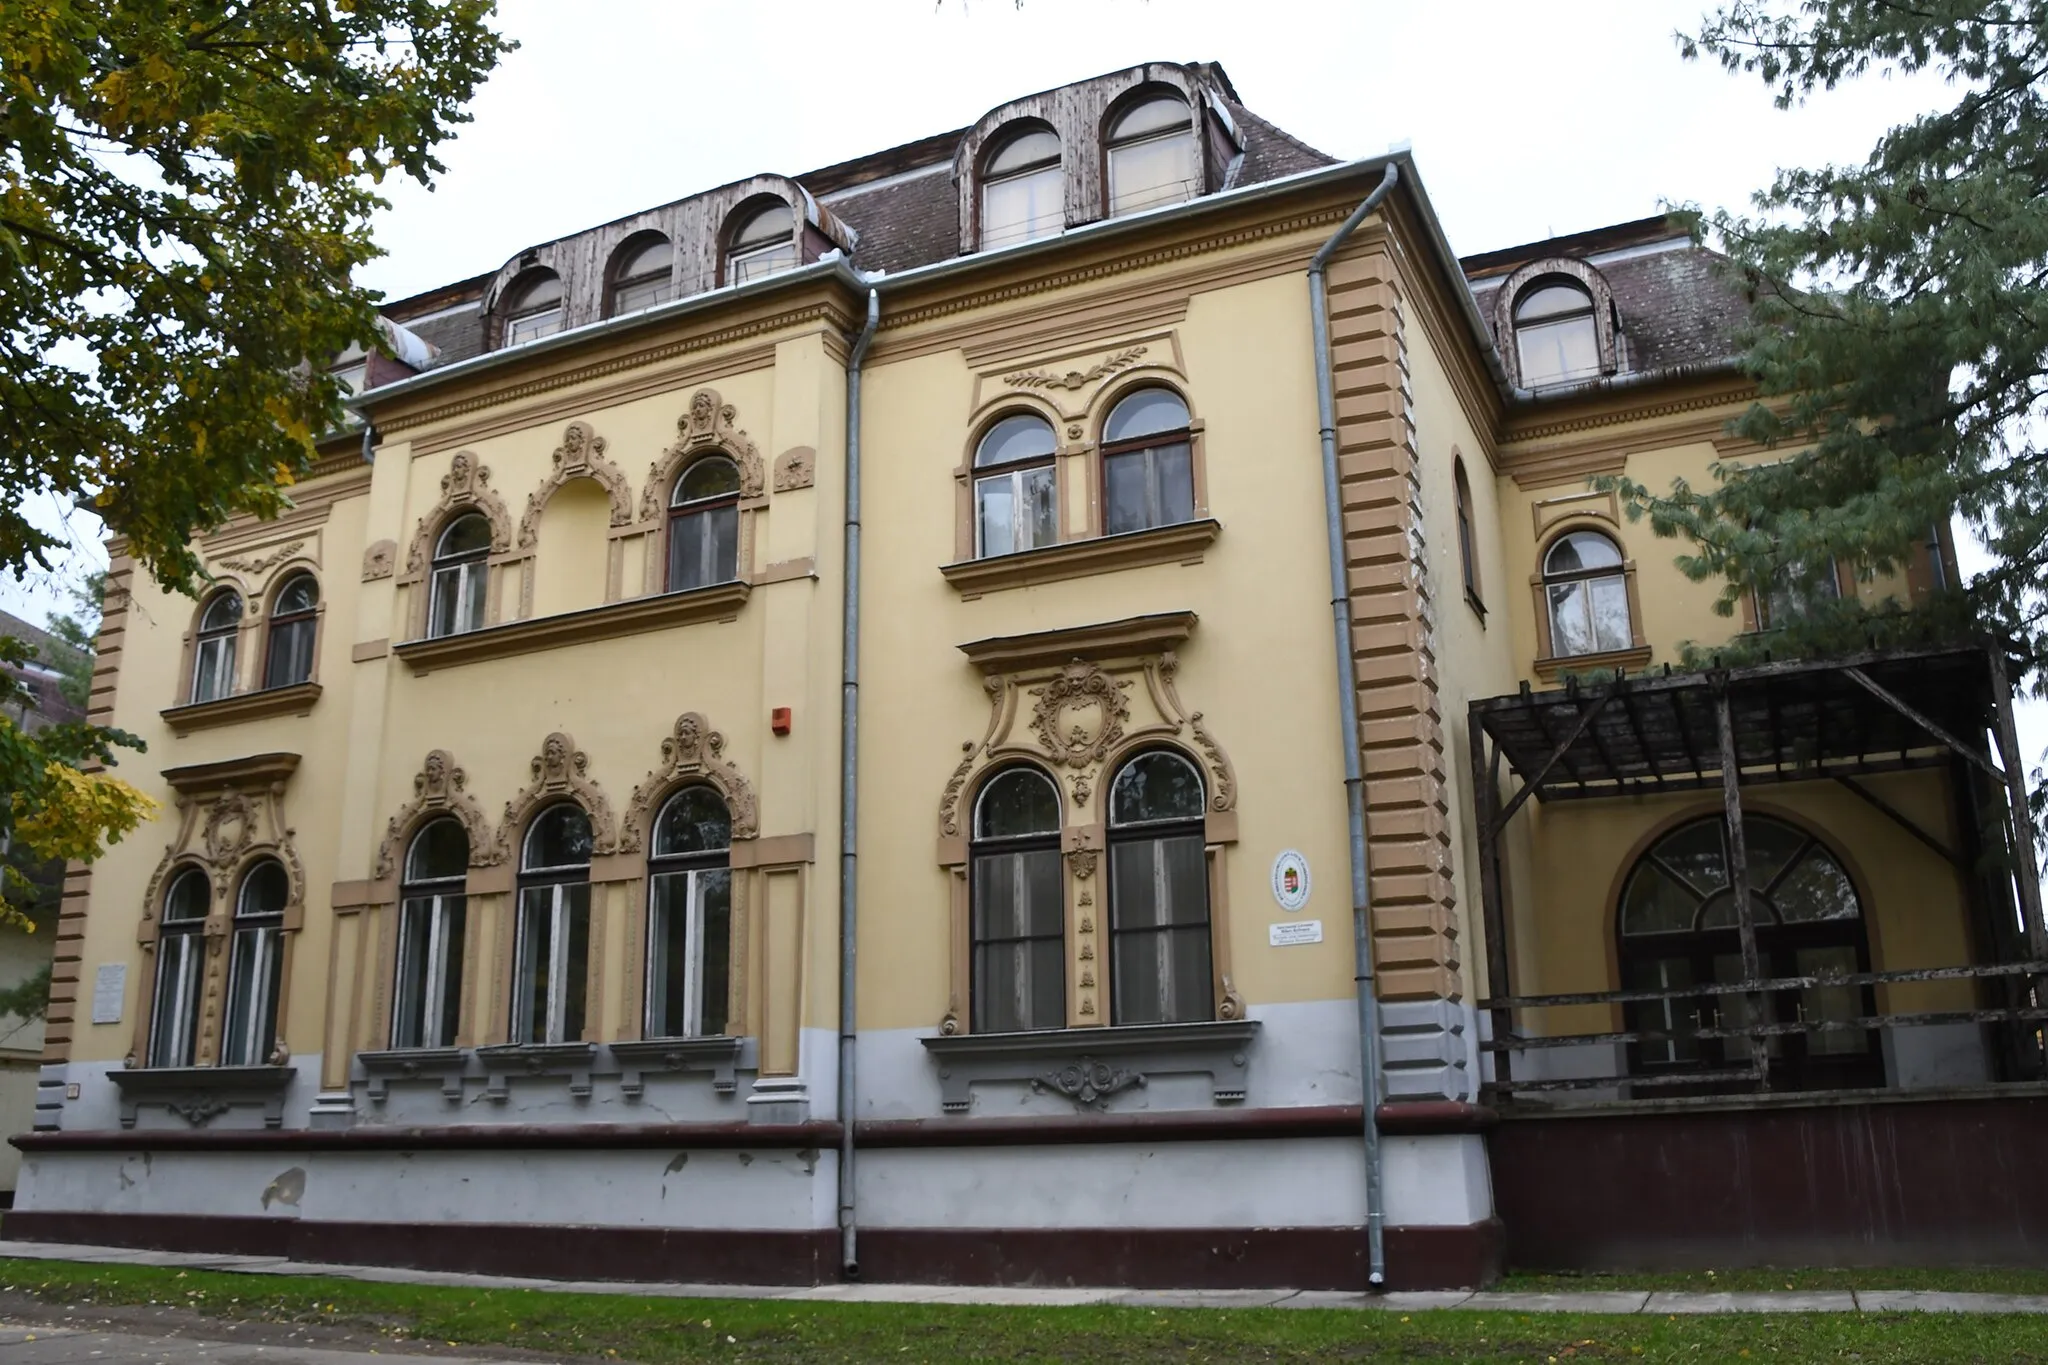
1532;644;1651;683
394;582;750;674
1464;589;1488;625
610;1036;750;1097
108;1064;296;1129
357;1047;468;1104
161;683;322;736
474;1042;599;1103
939;519;1220;600
920;1018;1260;1114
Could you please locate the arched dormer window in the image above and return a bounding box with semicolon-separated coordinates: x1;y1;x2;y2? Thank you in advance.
980;126;1062;250
973;413;1059;558
1512;278;1599;388
263;572;319;689
1542;530;1632;658
609;234;674;316
970;767;1063;1032
191;590;242;703
428;513;491;639
1107;93;1198;216
725;200;797;286
502;270;564;346
667;457;741;592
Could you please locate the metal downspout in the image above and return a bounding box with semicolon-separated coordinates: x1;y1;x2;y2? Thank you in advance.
838;287;881;1276
1309;160;1400;1288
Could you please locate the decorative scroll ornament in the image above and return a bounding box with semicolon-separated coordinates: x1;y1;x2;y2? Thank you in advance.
772;445;816;493
361;539;397;582
1034;1059;1144;1109
168;1098;233;1127
937;741;980;838
621;711;760;852
217;539;305;577
201;792;254;865
1003;346;1147;393
1065;848;1099;880
1029;662;1131;769
517;420;634;549
404;451;511;575
498;731;619;858
641;388;763;518
373;748;500;879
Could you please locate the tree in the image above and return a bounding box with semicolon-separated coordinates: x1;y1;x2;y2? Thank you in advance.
1615;2;2048;678
40;571;102;712
0;2;511;924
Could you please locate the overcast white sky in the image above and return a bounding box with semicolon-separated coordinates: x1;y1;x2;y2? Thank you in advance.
15;0;2039;777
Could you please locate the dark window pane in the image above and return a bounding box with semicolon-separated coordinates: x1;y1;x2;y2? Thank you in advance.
1623;957;1700;1065
677;458;741;503
1156;442;1194;525
524;804;592;871
237;860;289;918
406;816;469;883
1109;752;1205;826
437;514;492;559
162;869;209;923
975;769;1060;839
274;574;318;615
669;505;738;590
699;869;732;1037
264;618;316;687
1110;833;1212;1025
1796;944;1868;1054
201;592;243;632
1103;450;1148;536
1656;820;1728;897
1619;864;1697;936
1776;850;1860;922
1545;532;1622;576
222;924;281;1064
562;882;589;1041
654;787;731;856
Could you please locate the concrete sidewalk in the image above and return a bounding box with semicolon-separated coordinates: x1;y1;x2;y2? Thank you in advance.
4;1240;2047;1315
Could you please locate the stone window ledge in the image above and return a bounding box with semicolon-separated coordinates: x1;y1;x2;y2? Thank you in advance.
394;581;749;674
609;1036;750;1097
357;1047;468;1104
939;520;1220;600
920;1019;1260;1113
161;683;322;735
473;1043;598;1103
109;1065;296;1129
1532;644;1651;683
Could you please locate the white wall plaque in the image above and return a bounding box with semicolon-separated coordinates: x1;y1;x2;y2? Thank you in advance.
1270;850;1312;911
91;963;126;1025
1268;919;1323;947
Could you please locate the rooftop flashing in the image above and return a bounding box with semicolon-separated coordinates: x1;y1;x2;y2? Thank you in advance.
1461;214;1689;280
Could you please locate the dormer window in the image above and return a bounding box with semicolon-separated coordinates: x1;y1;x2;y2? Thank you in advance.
726;201;798;285
609;235;674;316
1107;95;1198;217
981;127;1062;250
1513;280;1599;387
503;270;564;346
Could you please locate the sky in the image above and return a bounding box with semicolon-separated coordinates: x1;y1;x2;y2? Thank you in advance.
6;0;2035;774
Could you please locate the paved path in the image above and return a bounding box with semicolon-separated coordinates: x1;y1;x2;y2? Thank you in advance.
0;1321;525;1364
5;1239;2047;1315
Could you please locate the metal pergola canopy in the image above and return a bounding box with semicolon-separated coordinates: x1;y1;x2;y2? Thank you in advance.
1469;646;1996;803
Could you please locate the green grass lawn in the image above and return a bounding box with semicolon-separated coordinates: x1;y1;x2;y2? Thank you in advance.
3;1257;2048;1364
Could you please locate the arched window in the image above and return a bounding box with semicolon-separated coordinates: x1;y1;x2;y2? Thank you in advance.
514;803;592;1045
971;768;1064;1033
191;591;242;703
503;270;564;346
1513;279;1599;387
1107;94;1198;217
148;868;210;1067
1619;814;1876;1088
645;787;733;1039
1542;531;1631;658
1101;388;1194;536
393;817;468;1050
973;413;1059;558
726;201;797;285
222;859;288;1067
666;458;741;592
1107;751;1211;1025
1453;457;1482;612
263;572;319;689
428;513;490;638
980;127;1062;249
609;234;675;316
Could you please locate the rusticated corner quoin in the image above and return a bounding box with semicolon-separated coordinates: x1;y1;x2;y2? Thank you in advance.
1325;244;1464;1020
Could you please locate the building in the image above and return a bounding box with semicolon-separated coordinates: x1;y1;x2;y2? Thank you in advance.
1;607;85;1202
11;62;2045;1288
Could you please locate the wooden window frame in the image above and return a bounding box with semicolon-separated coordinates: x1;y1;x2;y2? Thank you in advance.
261;571;322;691
978;122;1064;252
967;766;1067;1034
1102;89;1200;220
605;231;675;318
510;802;597;1047
146;866;211;1068
1103;750;1215;1027
643;786;736;1041
1453;454;1484;621
664;457;744;594
392;816;470;1051
221;859;289;1067
188;589;244;705
427;515;492;640
1529;523;1649;680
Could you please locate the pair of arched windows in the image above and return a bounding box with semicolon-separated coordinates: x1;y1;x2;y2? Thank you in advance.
150;861;287;1068
423;458;740;640
978;92;1201;250
189;573;319;704
973;387;1193;558
498;201;801;346
970;751;1210;1033
391;787;733;1049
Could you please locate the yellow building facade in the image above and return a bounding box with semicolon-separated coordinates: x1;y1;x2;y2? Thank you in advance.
15;62;2045;1287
